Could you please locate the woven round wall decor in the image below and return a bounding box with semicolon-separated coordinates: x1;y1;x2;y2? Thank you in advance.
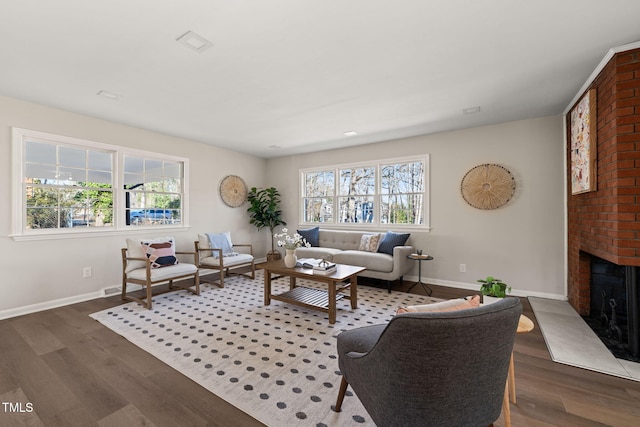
460;164;516;210
219;175;248;208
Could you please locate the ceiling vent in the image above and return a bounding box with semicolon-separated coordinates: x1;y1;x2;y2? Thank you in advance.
463;106;481;115
176;31;213;53
97;90;121;100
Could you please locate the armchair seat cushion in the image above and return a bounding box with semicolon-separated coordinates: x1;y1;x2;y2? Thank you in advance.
127;263;198;281
199;253;254;268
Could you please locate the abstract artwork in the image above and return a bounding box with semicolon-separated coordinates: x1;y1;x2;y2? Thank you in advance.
570;89;597;194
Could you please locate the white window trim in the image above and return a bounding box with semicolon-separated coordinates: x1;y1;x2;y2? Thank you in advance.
299;154;430;231
11;127;189;241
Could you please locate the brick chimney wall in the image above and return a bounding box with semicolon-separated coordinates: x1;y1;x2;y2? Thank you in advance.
567;48;640;315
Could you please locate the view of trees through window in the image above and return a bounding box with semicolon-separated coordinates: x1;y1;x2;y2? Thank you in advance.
16;128;186;234
24;140;114;229
303;170;335;223
124;156;182;226
302;158;426;226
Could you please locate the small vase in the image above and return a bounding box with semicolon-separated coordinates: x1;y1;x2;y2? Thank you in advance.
482;295;502;305
284;249;297;268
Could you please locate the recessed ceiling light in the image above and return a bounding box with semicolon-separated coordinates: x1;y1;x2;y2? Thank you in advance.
97;90;121;100
463;106;481;115
344;130;359;137
176;31;213;53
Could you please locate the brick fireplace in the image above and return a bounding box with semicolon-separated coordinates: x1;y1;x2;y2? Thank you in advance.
567;47;640;356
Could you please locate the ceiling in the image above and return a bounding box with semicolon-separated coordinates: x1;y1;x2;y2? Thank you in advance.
2;1;640;159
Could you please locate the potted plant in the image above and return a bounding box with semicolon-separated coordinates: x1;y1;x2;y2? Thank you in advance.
477;276;511;304
247;187;286;261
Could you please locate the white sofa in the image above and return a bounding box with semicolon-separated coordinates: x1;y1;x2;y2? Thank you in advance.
294;229;414;292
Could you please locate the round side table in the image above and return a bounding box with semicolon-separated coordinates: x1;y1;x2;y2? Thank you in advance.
502;314;534;427
407;254;434;296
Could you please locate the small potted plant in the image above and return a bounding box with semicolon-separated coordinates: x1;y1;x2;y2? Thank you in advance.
477;276;511;304
274;228;311;268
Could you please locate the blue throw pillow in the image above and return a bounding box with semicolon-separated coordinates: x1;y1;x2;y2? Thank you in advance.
377;231;410;255
297;226;320;247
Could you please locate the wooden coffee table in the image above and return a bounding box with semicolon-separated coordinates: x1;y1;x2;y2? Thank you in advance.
260;260;365;324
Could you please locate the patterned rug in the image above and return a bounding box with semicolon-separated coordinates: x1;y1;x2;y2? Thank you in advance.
90;270;439;426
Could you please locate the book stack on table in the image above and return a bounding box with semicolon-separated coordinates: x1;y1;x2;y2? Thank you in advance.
313;261;337;275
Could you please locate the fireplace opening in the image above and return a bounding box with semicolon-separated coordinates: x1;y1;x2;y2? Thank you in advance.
583;255;640;363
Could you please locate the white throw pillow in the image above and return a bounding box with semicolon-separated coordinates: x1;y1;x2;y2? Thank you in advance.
358;234;381;252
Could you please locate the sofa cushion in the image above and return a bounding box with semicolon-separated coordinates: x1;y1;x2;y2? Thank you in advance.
333;250;394;272
358;234;381;252
377;231;410;255
318;230;365;251
297;226;320;247
396;295;481;314
295;246;342;261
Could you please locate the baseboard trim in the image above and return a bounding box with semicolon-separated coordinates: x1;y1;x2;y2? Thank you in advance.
405;275;567;301
0;290;104;321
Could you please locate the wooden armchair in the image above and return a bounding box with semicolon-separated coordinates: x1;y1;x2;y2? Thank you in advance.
121;238;200;309
195;233;255;288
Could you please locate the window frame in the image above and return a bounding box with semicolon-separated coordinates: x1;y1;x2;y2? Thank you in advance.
299;155;430;230
11;127;189;240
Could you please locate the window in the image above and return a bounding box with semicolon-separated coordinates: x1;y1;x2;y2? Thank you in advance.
24;139;114;230
123;156;183;226
380;160;425;225
302;171;334;223
301;156;428;228
12;128;188;239
338;166;375;223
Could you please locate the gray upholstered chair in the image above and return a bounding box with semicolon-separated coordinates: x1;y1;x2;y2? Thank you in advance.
333;297;522;427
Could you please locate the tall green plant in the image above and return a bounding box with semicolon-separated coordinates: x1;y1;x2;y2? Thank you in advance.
246;187;286;256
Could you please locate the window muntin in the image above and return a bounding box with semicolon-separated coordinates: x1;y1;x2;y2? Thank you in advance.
13;128;187;238
301;157;428;228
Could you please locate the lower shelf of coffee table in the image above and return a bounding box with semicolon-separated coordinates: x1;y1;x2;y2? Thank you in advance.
270;286;344;311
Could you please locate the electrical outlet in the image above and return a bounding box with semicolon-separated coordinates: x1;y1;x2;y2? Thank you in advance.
459;264;466;273
83;267;92;278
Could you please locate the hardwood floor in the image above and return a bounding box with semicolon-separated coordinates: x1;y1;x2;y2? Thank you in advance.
1;278;639;426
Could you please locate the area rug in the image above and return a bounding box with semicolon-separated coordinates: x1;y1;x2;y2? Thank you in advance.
90;271;439;426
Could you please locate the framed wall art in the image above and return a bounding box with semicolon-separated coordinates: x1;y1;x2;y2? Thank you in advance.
570;88;597;195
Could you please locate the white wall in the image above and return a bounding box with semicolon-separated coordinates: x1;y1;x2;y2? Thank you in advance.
267;115;566;299
0;96;566;318
0;95;267;317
